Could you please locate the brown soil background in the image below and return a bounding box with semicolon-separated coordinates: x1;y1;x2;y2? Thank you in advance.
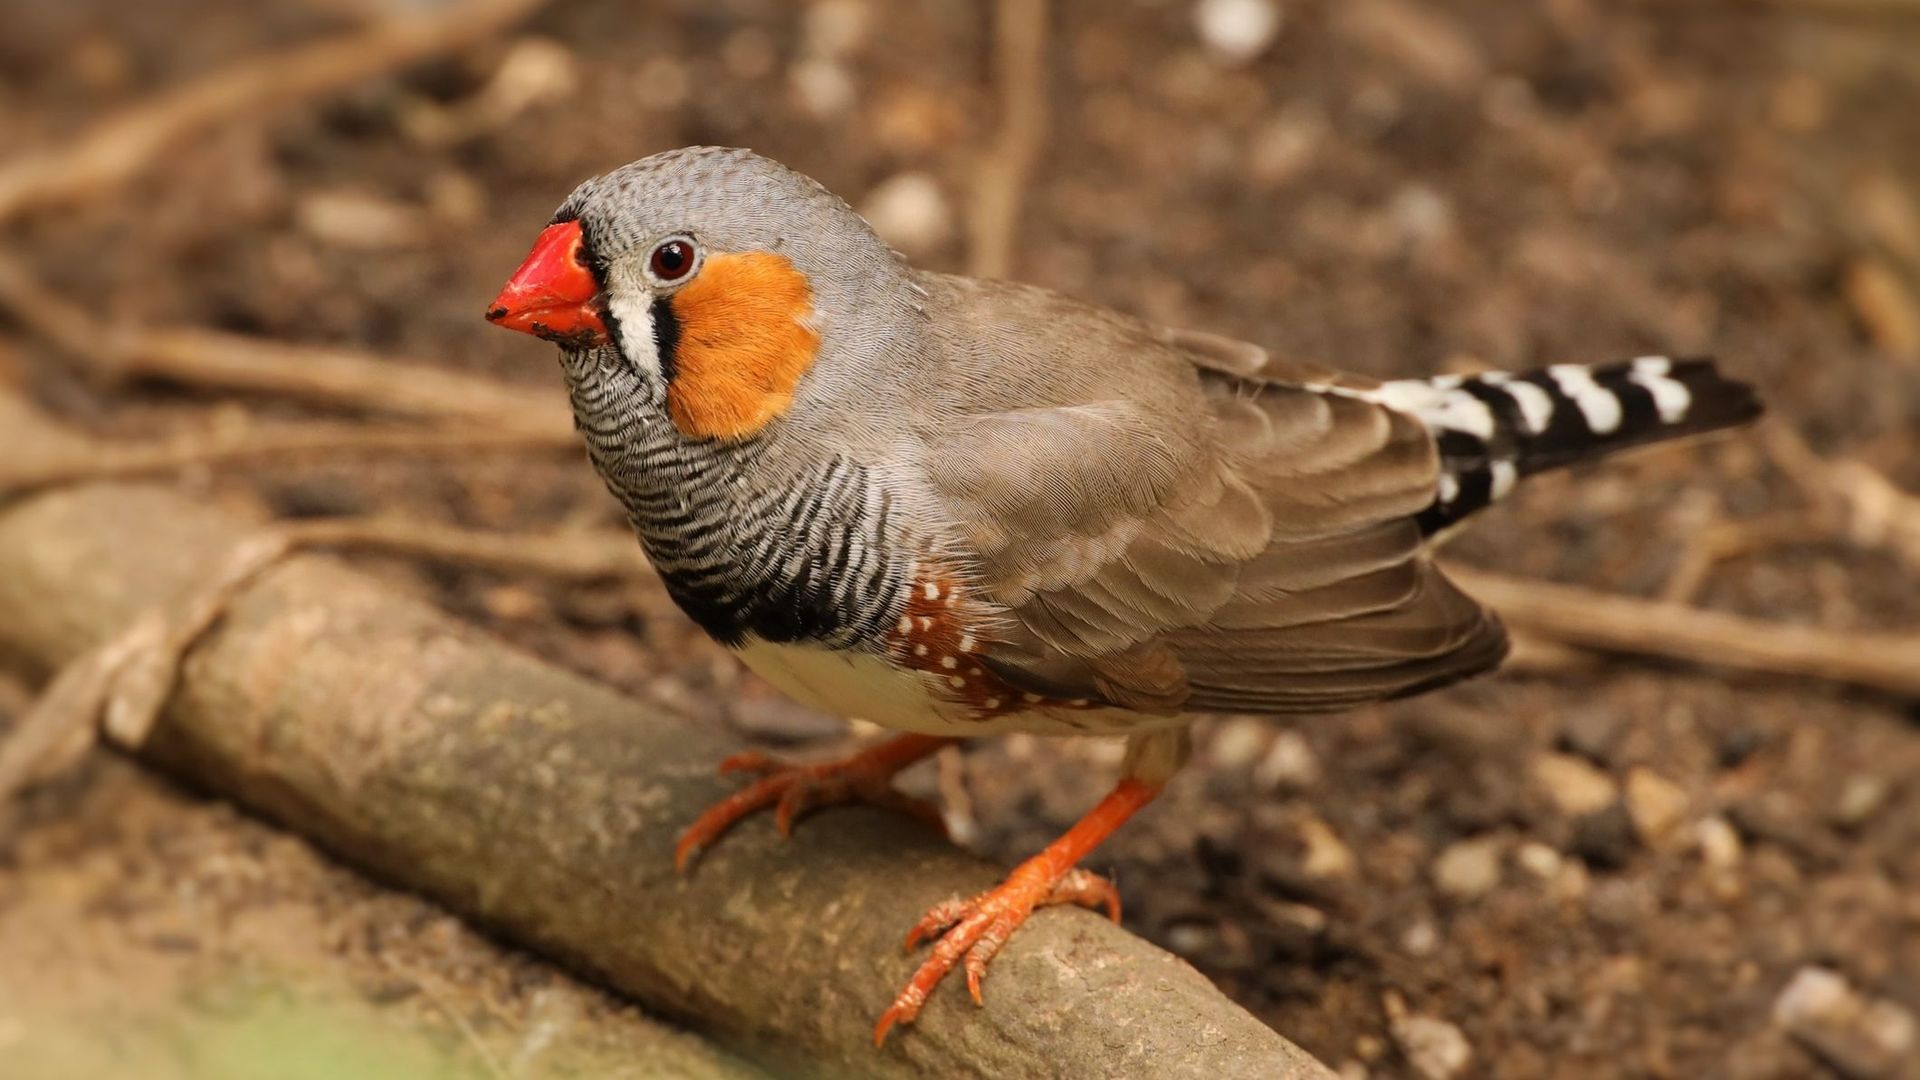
2;1;1918;1077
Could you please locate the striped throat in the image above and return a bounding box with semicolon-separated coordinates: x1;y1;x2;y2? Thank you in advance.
559;344;912;649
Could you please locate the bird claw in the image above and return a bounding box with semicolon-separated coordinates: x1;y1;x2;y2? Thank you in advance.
873;865;1120;1045
674;738;948;872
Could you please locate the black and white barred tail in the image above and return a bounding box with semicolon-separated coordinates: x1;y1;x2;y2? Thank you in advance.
1363;356;1763;534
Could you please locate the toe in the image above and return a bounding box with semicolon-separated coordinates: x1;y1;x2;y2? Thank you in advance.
716;751;779;776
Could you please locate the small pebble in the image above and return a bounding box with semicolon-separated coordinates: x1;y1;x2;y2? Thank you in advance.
1773;966;1917;1080
1432;835;1503;901
1515;842;1562;880
1400;920;1439;958
1696;815;1744;869
1570;804;1638;870
1254;729;1321;789
1194;0;1284;66
1207;716;1270;772
1829;774;1891;829
1299;817;1358;880
790;59;854;118
1556;706;1627;764
1533;753;1619;818
1624;767;1689;847
1385;993;1473;1080
858;172;953;257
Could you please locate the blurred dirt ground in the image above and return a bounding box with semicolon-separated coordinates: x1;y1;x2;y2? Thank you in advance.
2;0;1918;1077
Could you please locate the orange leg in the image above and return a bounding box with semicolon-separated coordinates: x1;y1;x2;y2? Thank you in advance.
674;733;954;872
873;777;1160;1046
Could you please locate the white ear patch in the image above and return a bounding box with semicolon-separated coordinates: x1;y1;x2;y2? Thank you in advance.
606;289;663;378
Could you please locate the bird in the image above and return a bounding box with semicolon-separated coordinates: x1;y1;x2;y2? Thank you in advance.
484;145;1761;1045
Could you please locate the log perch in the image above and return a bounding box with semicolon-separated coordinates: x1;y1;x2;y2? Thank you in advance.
0;466;1330;1073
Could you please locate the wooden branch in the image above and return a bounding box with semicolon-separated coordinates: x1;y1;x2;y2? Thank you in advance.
0;406;1331;1079
1447;565;1920;700
0;0;552;225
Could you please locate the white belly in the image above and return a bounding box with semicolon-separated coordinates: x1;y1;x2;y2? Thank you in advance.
731;639;1162;737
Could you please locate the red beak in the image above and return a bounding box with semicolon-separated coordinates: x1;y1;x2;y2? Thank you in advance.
485;220;611;345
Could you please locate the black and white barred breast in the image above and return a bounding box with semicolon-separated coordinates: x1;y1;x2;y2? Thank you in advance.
561;348;912;648
1359;356;1763;533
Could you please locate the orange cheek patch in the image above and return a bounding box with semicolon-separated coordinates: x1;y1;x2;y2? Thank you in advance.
664;251;822;441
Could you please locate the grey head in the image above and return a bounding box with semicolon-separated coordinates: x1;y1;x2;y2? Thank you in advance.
554;146;921;400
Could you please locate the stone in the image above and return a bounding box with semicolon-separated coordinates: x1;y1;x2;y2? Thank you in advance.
1695;815;1744;869
1830;774;1892;829
1773;966;1917;1080
1514;842;1562;880
1532;752;1618;817
1570;804;1638;870
1400;920;1439;958
1194;0;1284;66
1432;836;1503;901
1385;993;1473;1080
1624;767;1689;847
1253;729;1321;789
1299;817;1358;880
1208;716;1270;772
858;173;952;258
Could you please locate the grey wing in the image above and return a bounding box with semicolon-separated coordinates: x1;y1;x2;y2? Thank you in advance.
923;330;1506;716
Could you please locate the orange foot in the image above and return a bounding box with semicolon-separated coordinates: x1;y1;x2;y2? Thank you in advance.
873;777;1161;1045
674;733;953;872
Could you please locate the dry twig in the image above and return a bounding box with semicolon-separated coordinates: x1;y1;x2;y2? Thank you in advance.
0;250;568;433
0;0;552;225
281;517;642;584
2;421;576;497
1448;565;1920;700
968;0;1050;280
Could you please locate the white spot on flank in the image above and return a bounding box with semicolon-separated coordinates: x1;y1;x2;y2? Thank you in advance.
913;644;927;656
1548;365;1623;434
948;675;966;688
896;617;913;635
956;632;976;653
940;656;958;670
922;581;939;600
1489;459;1518;499
982;697;1001;710
1629;356;1692;423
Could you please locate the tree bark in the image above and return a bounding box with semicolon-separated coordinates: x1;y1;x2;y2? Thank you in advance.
0;406;1333;1079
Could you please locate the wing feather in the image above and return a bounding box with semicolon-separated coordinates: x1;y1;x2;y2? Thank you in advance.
916;274;1506;714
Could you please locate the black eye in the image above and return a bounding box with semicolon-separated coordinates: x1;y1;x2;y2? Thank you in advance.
649;239;695;282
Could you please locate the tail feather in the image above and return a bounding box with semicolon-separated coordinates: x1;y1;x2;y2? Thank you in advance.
1366;356;1762;534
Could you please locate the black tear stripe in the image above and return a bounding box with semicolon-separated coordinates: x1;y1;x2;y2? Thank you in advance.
651;296;682;383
